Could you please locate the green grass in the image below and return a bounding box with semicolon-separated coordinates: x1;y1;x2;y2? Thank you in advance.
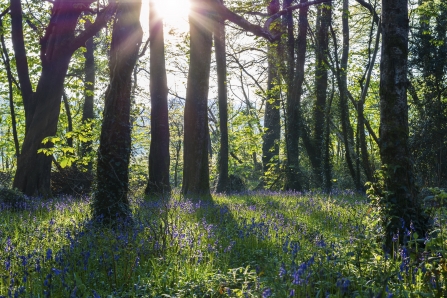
0;190;446;297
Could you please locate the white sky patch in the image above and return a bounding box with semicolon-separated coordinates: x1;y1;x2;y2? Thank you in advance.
140;0;190;33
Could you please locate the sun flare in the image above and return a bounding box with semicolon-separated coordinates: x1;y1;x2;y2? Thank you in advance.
140;0;191;31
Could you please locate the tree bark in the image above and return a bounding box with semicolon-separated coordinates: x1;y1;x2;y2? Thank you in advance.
214;0;229;193
146;0;171;195
182;0;213;197
380;0;427;247
93;0;142;222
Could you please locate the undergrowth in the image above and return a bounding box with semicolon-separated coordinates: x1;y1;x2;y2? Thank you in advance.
0;190;446;297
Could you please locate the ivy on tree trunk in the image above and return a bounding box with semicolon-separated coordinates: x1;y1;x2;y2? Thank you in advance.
93;0;142;223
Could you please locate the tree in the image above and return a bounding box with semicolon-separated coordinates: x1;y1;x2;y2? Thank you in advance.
145;0;171;195
81;17;96;177
181;0;330;195
11;0;116;196
214;0;229;193
0;8;20;160
93;0;142;223
313;2;332;191
378;0;428;247
409;0;447;187
283;0;307;191
182;0;213;197
262;0;281;189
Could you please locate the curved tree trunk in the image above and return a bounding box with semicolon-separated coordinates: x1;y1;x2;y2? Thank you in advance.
146;0;171;195
93;0;142;223
11;0;116;197
182;0;213;197
12;1;88;196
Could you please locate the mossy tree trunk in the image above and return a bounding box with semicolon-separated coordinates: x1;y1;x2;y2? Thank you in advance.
262;0;281;189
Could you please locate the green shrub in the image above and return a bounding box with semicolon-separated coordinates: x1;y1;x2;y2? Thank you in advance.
0;187;26;206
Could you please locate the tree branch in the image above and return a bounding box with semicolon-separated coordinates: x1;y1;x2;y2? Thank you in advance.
10;0;34;108
0;6;9;17
212;0;331;42
355;0;379;25
68;2;117;53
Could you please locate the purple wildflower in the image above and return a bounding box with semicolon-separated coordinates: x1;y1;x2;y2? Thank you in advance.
262;288;272;298
46;249;52;261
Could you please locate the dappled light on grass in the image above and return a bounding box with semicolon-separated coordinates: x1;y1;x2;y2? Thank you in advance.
0;191;446;296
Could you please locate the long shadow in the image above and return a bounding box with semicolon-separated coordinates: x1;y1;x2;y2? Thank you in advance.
0;190;369;297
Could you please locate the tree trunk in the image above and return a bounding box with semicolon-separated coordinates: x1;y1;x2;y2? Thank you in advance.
93;0;142;222
10;0;33;133
13;60;71;196
11;0;116;196
285;0;308;191
0;13;20;159
81;18;96;176
146;0;171;195
62;92;73;148
262;0;281;189
12;0;80;196
329;0;359;190
380;0;427;247
182;0;213;197
313;2;332;190
214;0;229;193
358;17;380;183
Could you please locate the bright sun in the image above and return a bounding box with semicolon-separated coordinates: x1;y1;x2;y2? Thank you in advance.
140;0;191;32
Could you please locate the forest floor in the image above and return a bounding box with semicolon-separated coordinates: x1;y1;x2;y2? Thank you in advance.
0;190;446;297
